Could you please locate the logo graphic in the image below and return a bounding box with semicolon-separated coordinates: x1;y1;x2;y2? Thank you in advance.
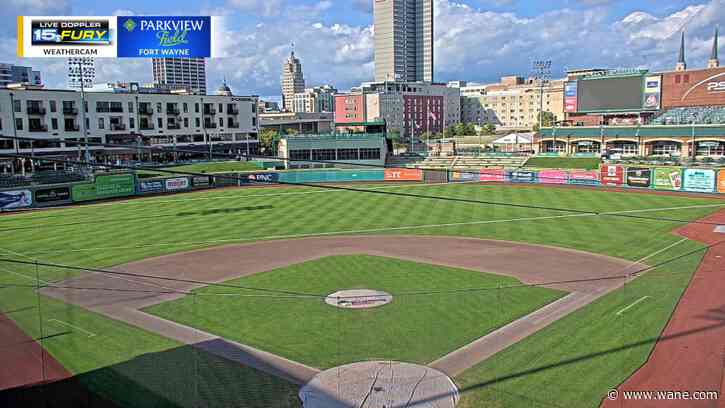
18;16;118;58
706;81;725;92
123;19;137;32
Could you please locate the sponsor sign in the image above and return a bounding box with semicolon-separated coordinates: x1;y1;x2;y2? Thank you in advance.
165;177;191;191
192;176;211;188
479;169;507;182
568;170;599;186
653;168;682;191
72;174;135;202
564;81;578;113
0;190;33;210
538;170;568;184
117;16;212;58
600;165;624;186
626;167;652;188
34;187;71;204
384;168;423;181
450;170;478;182
18;16;118;58
509;170;538;184
718;171;725;194
682;168;716;193
138;180;165;194
643;75;662;109
240;172;280;185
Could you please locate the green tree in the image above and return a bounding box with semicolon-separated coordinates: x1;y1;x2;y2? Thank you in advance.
535;111;556;131
482;123;496;135
464;123;477;135
259;128;279;155
284;128;299;135
443;127;454;139
453;123;467;136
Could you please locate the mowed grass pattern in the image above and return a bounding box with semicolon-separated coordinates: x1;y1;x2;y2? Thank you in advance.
146;255;565;369
0;183;723;407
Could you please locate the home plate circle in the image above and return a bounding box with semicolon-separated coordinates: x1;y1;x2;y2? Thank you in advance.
299;361;459;408
325;289;393;309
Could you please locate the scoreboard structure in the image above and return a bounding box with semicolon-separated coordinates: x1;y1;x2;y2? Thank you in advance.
564;70;662;114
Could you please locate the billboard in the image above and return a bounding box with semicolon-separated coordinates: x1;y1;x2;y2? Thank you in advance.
577;76;644;112
661;67;725;108
479;169;506;182
384;168;423;181
626;167;652;188
72;174;135;202
240;172;280;185
18;16;217;58
718;171;725;194
34;187;72;206
642;75;662;110
165;177;191;191
564;81;578;113
509;170;538;183
117;16;212;58
538;170;568;185
450;170;478;183
138;180;165;194
653;168;682;191
600;165;624;186
682;169;716;193
568;170;599;186
0;190;33;210
192;176;212;188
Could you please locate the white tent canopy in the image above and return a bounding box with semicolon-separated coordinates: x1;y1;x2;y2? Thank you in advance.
492;132;534;145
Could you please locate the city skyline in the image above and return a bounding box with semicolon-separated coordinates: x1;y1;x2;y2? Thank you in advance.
0;0;723;98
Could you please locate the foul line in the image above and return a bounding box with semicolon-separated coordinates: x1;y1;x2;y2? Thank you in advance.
616;296;651;316
46;318;96;338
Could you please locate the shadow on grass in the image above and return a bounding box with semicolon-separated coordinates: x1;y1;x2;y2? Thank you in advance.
0;341;302;408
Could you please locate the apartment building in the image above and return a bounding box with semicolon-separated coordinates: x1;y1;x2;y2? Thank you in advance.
0;63;42;87
0;85;259;162
152;57;207;95
291;85;336;113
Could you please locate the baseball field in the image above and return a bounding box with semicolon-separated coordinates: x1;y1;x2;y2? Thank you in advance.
1;181;723;407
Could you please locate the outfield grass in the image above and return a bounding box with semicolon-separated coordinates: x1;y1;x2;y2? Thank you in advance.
146;255;564;369
524;156;601;170
138;160;262;178
0;183;722;406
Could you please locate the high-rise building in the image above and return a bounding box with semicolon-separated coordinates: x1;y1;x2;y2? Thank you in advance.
291;85;337;113
152;58;207;94
0;63;41;87
281;50;305;112
374;0;433;83
67;57;95;89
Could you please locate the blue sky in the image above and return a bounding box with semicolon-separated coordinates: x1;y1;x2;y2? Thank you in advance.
2;0;723;99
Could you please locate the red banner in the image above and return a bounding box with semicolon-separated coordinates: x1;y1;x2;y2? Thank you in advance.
538;170;568;184
480;169;506;182
600;165;624;186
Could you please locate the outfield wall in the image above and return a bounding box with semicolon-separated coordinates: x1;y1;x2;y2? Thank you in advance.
2;166;724;212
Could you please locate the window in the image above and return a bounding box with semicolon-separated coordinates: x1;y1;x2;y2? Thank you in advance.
359;148;381;160
51;118;58;130
15;118;23;130
157;117;163;128
128;102;134;113
337;148;358;160
195;118;200;127
219;117;223;127
13;100;20;113
98;118;105;129
290;149;311;161
85;118;90;130
184;118;189;128
50;101;57;113
156;103;162;113
218;103;223;113
129;118;135;129
183;103;188;113
195;103;199;113
312;149;336;161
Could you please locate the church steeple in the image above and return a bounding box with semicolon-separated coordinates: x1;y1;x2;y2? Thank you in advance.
709;27;720;68
676;30;687;71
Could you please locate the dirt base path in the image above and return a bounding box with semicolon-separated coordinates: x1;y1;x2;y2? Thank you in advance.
41;236;637;385
0;312;70;391
602;210;725;408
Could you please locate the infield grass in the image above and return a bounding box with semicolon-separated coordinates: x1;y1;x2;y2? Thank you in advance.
1;182;723;407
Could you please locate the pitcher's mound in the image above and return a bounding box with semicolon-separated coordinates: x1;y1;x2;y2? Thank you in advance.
299;361;459;408
324;289;393;309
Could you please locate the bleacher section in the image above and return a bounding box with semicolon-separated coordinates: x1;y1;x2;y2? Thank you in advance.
397;154;529;170
651;106;725;125
385;153;425;168
0;170;88;189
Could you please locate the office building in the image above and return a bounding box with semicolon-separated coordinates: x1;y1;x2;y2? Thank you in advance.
291;85;337;113
374;0;433;82
281;50;305;112
0;63;41;87
152;57;207;95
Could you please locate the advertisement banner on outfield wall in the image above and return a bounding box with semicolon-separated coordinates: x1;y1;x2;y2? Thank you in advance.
568;170;599;186
450;170;478;182
652;168;682;191
626;167;652;188
682;168;716;193
0;190;33;210
239;172;280;185
192;176;212;188
384;168;423;181
72;174;135;202
509;170;538;183
165;177;191;191
538;170;568;184
600;165;624;186
479;169;507;182
34;186;72;206
138;180;165;194
718;171;725;194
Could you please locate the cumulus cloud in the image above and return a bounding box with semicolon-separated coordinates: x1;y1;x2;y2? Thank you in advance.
226;0;285;17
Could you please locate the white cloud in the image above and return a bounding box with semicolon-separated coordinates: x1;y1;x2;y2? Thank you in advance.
226;0;285;17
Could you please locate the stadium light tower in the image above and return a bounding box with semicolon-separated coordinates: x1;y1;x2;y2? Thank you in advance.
532;60;552;132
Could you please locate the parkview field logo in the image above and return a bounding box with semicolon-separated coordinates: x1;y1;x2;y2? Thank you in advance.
116;16;212;57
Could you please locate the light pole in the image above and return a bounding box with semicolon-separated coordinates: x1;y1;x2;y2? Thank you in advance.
532;60;552;151
9;92;19;174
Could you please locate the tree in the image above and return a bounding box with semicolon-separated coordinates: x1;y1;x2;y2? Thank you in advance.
259;128;279;155
535;111;556;131
443;127;454;139
464;123;477;135
453;123;467;136
482;123;496;135
284;128;299;135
